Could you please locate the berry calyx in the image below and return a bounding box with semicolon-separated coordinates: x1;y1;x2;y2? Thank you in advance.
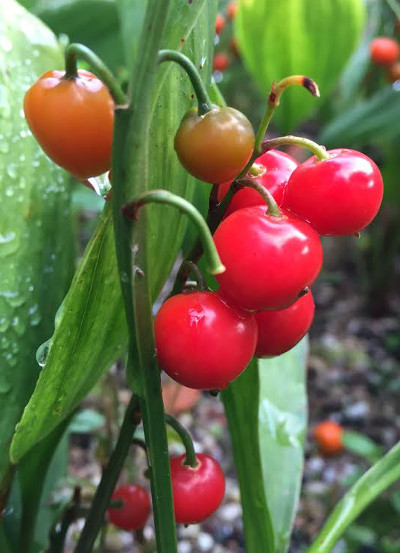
174;106;255;184
154;291;257;390
217;149;299;217
213;52;230;72
283;149;383;236
107;485;151;531
370;37;399;66
170;453;225;524
313;421;344;457
24;69;114;179
215;13;226;35
255;291;315;357
213;206;323;311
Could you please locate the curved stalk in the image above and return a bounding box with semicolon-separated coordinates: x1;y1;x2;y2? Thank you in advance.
261;135;329;161
165;414;198;468
217;178;281;220
64;43;126;105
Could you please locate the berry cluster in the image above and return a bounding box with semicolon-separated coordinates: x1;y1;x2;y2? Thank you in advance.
213;2;239;73
369;36;400;83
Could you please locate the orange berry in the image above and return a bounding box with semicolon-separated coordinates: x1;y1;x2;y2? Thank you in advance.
215;13;226;35
313;420;343;456
213;52;230;72
227;2;238;20
370;37;400;66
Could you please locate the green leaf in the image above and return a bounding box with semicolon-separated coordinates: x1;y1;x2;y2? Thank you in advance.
319;87;400;147
69;409;105;434
258;338;309;553
308;440;400;553
0;0;73;499
235;0;365;131
343;430;383;464
222;360;275;553
10;204;127;462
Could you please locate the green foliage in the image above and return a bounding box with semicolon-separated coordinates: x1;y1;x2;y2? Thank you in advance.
235;0;365;131
0;0;73;499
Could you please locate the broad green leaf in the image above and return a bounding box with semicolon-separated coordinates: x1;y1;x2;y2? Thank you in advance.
308;440;400;553
10;205;127;462
69;409;105;434
235;0;365;131
319;87;400;147
343;430;383;464
258;338;308;553
11;0;217;462
0;0;73;500
222;361;275;553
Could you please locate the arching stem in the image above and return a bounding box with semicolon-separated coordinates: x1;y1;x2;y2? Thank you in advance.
64;43;127;105
164;414;198;468
158;49;212;115
261;135;329;161
175;260;207;291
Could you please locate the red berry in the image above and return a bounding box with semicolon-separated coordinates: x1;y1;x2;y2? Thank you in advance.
154;291;257;390
170;453;225;524
283;149;383;236
214;206;322;311
255;291;315;357
107;485;151;531
313;421;344;456
217;149;299;217
24;69;114;179
213;52;230;72
370;37;399;65
215;13;226;35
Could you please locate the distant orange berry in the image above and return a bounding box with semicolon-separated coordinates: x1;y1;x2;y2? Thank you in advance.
229;37;240;58
313;420;343;456
213;52;230;72
370;37;399;66
215;13;226;35
387;61;400;82
227;1;238;20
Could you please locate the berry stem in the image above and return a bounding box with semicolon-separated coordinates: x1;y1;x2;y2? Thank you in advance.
64;43;127;105
261;135;329;160
234;178;281;217
122;190;225;276
158;49;212;115
74;395;141;553
164;414;198;468
236;75;320;179
175;260;208;291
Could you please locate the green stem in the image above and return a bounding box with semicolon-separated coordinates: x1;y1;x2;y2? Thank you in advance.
122;190;225;275
158;49;212;115
164;414;198;468
308;440;400;553
175;260;207;291
235;178;281;217
64;43;126;105
74;395;140;553
236;75;320;179
262;135;329;160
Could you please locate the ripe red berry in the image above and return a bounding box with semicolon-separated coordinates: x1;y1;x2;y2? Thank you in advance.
24;69;114;179
217;149;299;217
174;106;255;184
107;485;151;531
170;453;225;524
255;291;315;357
283;149;383;236
313;421;344;456
214;206;322;311
370;37;399;65
215;13;226;35
213;52;230;72
154;291;257;390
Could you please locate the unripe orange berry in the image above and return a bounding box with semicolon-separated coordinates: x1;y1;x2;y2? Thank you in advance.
227;2;238;21
313;420;343;456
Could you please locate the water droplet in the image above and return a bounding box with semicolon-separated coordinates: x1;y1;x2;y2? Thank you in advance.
36;338;52;367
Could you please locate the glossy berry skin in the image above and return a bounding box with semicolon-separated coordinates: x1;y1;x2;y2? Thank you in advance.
217;149;299;217
313;421;344;457
154;291;257;390
283;149;383;236
215;13;226;35
24;69;114;179
213;52;230;72
370;37;399;65
107;485;151;531
214;206;323;311
170;454;225;524
255;291;315;357
174;106;255;184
